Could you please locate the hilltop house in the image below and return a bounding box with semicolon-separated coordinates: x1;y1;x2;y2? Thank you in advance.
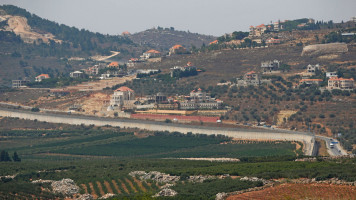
70;71;84;78
327;77;354;90
300;64;320;77
141;49;161;60
169;45;187;55
261;60;281;73
249;24;267;37
326;72;338;78
109;86;135;109
35;74;50;82
307;64;320;74
273;21;285;31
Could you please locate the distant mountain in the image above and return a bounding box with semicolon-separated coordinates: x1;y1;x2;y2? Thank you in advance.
0;5;145;86
0;5;139;57
129;27;216;51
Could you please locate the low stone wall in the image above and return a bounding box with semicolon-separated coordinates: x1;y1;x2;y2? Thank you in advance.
0;108;315;155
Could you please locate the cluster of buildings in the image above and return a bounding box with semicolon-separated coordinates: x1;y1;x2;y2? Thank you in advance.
127;44;189;67
248;19;315;45
297;64;354;90
107;86;223;112
12;73;50;88
70;62;127;79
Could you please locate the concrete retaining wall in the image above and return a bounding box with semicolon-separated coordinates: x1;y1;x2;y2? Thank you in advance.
0;108;315;155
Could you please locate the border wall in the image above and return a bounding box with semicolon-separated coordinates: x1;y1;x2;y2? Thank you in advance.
0;108;315;155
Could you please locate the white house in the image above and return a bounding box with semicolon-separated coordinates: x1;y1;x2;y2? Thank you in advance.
35;74;50;82
326;72;338;78
110;86;135;108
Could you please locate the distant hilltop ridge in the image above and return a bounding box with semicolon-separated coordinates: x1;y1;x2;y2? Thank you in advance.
129;26;216;51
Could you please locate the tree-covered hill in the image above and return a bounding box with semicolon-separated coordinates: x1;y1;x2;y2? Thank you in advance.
129;27;216;52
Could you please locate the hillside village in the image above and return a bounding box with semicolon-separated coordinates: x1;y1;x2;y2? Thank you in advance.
0;6;355;152
1;3;356;200
2;15;355;137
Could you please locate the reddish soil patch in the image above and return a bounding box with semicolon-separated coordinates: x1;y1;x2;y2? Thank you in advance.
103;181;114;194
96;181;105;196
118;179;130;194
133;177;147;192
125;178;138;193
227;183;356;200
88;182;98;199
111;180;122;194
80;184;88;194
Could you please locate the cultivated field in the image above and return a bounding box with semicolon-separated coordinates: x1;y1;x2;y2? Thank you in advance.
227;183;356;200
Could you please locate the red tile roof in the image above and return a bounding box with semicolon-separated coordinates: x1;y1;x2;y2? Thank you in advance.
209;40;219;45
115;86;134;92
146;49;161;54
36;74;50;78
108;62;119;67
172;45;184;49
329;77;354;81
246;71;256;75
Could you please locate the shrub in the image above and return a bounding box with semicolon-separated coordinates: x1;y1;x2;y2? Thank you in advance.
31;107;40;112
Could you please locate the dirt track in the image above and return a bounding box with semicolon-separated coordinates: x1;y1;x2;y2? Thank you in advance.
64;75;135;91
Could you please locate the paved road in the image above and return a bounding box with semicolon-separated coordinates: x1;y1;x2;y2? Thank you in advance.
315;135;347;156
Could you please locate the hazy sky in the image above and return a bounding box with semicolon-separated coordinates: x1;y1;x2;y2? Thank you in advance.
0;0;355;36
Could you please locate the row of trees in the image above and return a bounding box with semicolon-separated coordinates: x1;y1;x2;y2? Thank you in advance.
0;150;21;162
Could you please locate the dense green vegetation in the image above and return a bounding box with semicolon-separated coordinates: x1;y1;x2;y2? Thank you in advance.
1;157;356;199
0;125;355;198
0;129;296;159
323;30;356;43
160;178;262;200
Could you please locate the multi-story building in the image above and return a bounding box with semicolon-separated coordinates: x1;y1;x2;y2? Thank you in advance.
140;49;161;60
70;71;84;78
179;89;222;110
328;77;354;90
261;60;281;72
169;44;187;55
249;24;267;37
12;79;29;88
110;86;135;108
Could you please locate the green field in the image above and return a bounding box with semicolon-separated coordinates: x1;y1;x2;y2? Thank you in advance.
1;126;355;199
0;129;297;159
